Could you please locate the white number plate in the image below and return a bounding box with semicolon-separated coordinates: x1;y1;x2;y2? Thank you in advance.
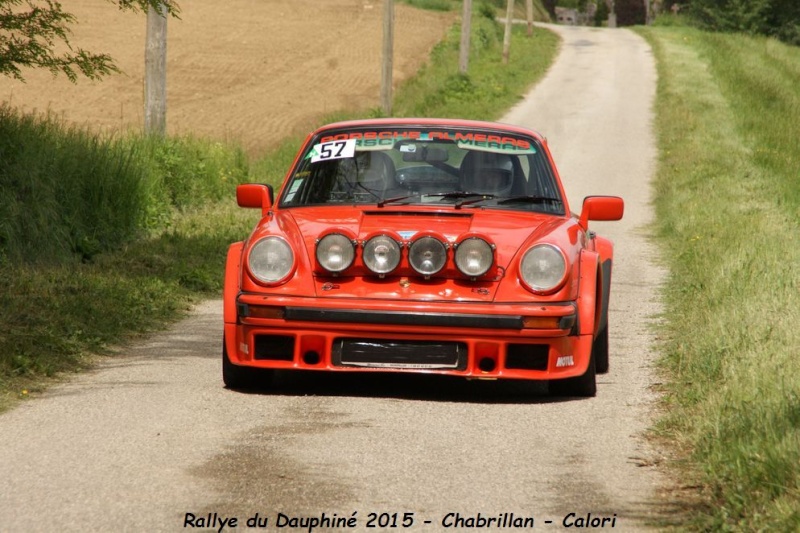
310;139;356;163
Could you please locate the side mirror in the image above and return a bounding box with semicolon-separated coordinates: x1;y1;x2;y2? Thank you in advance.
578;196;624;229
236;184;274;213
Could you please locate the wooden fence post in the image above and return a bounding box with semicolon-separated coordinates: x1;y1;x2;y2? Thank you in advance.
526;0;533;36
144;3;167;136
459;0;472;74
502;0;514;65
381;0;394;115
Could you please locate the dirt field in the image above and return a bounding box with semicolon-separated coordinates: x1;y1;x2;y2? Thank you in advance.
0;0;455;156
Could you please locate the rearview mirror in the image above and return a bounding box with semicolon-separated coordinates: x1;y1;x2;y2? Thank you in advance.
399;145;449;163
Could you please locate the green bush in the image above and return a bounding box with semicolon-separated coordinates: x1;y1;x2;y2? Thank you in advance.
0;106;145;263
127;134;249;215
687;0;800;45
478;1;500;20
594;0;609;26
403;0;455;11
0;106;250;264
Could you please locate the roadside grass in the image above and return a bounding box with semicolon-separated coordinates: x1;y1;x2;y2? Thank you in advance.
401;0;551;22
637;25;800;531
0;108;146;264
0;107;250;265
393;10;559;119
0;13;559;409
0;202;256;402
0;121;254;408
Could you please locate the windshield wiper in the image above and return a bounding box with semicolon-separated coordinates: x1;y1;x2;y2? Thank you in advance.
427;191;492;199
426;191;497;209
496;195;562;205
377;194;415;207
455;196;496;209
378;191;502;208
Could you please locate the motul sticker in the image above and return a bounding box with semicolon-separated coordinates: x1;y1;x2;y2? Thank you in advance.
556;355;574;367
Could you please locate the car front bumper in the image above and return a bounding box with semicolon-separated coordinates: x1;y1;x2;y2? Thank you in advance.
224;293;593;380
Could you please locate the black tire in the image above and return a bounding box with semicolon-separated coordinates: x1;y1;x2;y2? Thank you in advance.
222;340;273;390
593;326;609;375
549;350;597;398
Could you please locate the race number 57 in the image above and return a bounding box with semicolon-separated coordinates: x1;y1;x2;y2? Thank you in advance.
310;139;357;163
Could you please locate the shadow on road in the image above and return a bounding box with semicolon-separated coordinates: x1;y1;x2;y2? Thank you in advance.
228;369;596;405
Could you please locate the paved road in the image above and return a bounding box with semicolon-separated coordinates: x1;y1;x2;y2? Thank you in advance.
0;24;666;533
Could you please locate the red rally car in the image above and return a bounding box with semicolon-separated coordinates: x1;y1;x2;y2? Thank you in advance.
223;118;623;397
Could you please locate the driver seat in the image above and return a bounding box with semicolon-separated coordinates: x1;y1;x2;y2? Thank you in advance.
459;151;516;196
356;151;396;195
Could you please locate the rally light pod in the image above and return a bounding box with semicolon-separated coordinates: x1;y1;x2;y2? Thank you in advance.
316;230;357;275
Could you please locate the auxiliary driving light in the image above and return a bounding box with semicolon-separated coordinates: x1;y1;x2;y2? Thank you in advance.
409;236;447;277
363;234;402;276
455;237;494;278
316;233;355;273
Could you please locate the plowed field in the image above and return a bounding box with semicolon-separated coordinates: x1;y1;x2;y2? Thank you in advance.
0;0;455;155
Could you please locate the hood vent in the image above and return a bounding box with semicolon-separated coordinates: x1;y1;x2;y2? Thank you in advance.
362;210;472;218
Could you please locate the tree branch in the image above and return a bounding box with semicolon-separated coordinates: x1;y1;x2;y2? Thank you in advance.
0;0;181;82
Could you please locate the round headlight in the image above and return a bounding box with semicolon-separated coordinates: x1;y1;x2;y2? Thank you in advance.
363;235;401;275
409;236;447;277
316;233;355;273
248;236;294;284
519;244;567;293
455;237;494;278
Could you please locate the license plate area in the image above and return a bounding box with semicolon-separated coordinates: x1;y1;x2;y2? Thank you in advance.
332;338;468;370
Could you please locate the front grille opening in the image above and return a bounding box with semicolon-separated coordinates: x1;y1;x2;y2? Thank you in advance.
254;335;295;361
505;344;549;371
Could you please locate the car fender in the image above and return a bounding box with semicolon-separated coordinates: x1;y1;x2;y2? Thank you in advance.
593;236;614;333
576;249;600;336
223;242;244;325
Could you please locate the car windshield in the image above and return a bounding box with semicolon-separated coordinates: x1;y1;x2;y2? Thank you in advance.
280;126;564;214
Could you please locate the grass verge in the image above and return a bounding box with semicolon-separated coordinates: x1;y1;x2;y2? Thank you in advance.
0;14;559;410
637;25;800;531
393;9;558;118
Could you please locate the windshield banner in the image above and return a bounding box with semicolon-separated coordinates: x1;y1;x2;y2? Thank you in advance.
317;131;537;154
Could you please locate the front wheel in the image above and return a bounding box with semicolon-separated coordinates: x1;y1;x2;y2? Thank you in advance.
548;352;597;398
222;340;274;390
593;326;609;375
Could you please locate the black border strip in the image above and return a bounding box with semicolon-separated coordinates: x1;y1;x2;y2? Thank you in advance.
284;307;524;329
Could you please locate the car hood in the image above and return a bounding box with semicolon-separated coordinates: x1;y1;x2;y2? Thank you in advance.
280;206;567;302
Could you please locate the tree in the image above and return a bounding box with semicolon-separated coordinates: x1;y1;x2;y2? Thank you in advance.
615;0;647;26
681;0;800;45
0;0;180;82
766;0;800;44
594;0;609;26
542;0;558;19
